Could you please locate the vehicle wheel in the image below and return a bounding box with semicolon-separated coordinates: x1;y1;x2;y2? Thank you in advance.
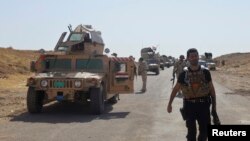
90;86;105;115
27;87;44;113
155;69;160;75
108;94;119;104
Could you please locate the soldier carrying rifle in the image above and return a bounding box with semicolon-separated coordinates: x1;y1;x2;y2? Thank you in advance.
172;55;187;93
167;48;220;141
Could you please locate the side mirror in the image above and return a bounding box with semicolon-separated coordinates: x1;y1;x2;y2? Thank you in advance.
104;48;110;54
30;61;36;72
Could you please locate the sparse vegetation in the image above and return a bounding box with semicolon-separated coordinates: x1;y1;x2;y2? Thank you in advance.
0;47;39;77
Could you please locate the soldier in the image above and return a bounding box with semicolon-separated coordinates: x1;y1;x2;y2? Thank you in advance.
173;55;187;79
138;57;147;92
167;48;217;141
172;55;187;95
129;55;137;78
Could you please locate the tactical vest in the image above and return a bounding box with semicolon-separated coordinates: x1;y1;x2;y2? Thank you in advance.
180;66;210;98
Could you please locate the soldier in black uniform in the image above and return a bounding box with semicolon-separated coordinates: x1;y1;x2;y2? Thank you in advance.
167;48;217;141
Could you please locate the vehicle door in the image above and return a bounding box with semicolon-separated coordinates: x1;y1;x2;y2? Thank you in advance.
108;57;135;94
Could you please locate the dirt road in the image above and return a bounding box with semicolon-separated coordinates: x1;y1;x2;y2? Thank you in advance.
0;68;250;141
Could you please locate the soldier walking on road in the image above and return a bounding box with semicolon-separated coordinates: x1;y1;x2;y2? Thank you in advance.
138;57;147;93
173;55;187;95
167;48;218;141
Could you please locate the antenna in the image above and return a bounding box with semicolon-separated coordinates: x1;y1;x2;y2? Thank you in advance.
68;24;72;32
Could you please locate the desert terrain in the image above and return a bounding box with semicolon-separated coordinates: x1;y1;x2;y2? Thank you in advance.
0;47;250;121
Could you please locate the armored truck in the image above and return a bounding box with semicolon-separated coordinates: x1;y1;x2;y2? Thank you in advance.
27;24;135;115
140;47;160;75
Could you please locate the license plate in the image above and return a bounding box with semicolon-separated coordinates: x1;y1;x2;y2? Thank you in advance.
54;81;65;88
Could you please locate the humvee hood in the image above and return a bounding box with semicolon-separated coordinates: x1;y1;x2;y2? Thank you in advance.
34;72;104;79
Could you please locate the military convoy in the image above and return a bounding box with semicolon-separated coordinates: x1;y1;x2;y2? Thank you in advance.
140;47;160;75
27;24;135;115
200;52;216;70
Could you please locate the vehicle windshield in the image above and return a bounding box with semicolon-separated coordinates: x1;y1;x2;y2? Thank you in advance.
69;33;84;41
198;60;207;67
76;59;103;72
57;46;68;51
45;59;71;70
147;59;157;64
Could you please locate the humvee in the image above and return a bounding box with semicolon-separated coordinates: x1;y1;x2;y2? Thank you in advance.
27;24;135;114
140;47;160;75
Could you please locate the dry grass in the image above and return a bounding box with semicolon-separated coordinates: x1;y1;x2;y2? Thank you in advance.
212;52;250;95
214;52;250;75
0;47;39;78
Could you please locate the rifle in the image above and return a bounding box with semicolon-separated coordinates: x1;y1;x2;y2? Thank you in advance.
170;74;175;89
211;110;221;125
210;96;221;125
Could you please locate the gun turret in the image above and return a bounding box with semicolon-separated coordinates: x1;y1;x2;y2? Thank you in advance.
54;24;105;55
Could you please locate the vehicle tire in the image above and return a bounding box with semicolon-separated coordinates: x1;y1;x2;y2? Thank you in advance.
155;69;160;75
90;86;105;115
27;87;44;113
108;94;119;104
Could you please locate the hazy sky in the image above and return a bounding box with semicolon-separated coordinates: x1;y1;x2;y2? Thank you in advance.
1;0;250;59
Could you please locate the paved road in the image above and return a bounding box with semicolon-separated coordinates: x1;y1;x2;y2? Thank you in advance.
0;68;249;141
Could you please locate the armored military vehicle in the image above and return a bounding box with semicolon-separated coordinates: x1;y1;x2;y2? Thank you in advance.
140;47;160;75
202;52;216;70
27;24;135;115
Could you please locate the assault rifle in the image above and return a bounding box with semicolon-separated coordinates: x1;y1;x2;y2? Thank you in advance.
211;110;221;125
170;74;175;89
210;96;221;125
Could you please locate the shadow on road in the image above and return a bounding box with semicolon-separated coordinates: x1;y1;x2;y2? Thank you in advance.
146;73;158;76
9;102;130;123
135;91;146;94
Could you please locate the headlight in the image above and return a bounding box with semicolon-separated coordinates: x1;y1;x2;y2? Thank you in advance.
74;80;82;88
40;80;48;87
27;77;36;85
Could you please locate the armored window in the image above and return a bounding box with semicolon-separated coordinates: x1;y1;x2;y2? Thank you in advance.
117;63;126;72
76;59;103;70
147;59;157;64
57;46;68;51
45;59;71;70
69;33;83;41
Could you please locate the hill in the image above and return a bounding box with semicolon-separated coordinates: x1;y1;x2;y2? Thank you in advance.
212;52;250;96
214;52;250;75
0;47;39;79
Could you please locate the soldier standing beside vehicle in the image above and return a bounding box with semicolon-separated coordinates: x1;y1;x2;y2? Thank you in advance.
167;48;218;141
129;56;137;79
138;57;147;92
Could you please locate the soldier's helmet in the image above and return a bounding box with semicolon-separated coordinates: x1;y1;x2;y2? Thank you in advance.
111;53;117;57
139;57;143;62
179;55;185;60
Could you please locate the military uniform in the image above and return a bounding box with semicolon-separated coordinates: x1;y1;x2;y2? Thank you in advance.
173;60;187;79
178;66;211;141
173;59;187;95
138;61;147;92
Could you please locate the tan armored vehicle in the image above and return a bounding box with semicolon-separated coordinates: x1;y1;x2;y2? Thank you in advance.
27;24;135;114
140;47;160;75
